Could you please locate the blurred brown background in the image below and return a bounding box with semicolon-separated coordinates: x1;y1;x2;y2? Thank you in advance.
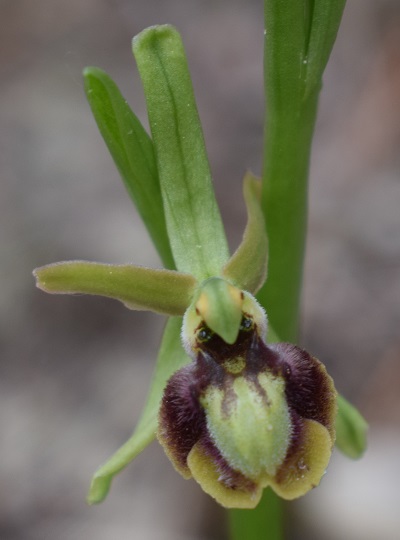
1;1;400;539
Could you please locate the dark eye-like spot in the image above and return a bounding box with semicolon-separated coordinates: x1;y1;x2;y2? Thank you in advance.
197;327;212;342
240;316;253;331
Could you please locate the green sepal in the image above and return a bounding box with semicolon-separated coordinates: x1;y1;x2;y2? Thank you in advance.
195;277;243;345
34;261;197;316
87;316;191;504
132;25;229;280
223;173;268;294
335;394;368;459
83;67;174;269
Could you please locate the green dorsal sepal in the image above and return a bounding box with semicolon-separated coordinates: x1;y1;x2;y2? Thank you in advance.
132;25;229;280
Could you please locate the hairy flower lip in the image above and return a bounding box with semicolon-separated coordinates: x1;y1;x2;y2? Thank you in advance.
158;298;337;508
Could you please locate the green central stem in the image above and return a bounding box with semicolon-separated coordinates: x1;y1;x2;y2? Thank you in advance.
258;92;318;342
256;0;346;343
229;488;283;540
257;0;321;343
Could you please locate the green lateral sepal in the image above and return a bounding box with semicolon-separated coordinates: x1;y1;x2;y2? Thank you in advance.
83;67;174;269
335;394;368;459
132;25;229;279
34;261;197;316
223;173;268;294
88;317;191;504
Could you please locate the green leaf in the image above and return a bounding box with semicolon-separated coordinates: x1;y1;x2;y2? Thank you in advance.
83;67;174;269
87;316;191;504
223;173;268;294
132;25;229;279
195;278;243;345
335;394;368;459
34;261;197;316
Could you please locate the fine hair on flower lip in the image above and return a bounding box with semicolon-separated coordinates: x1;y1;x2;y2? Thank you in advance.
158;292;337;508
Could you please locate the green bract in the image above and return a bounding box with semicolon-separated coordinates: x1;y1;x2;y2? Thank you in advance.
33;24;366;508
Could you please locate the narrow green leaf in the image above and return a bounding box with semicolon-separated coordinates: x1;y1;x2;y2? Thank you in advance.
132;25;229;279
34;261;197;316
88;316;191;504
335;394;368;459
83;67;174;269
223;173;268;295
195;278;243;344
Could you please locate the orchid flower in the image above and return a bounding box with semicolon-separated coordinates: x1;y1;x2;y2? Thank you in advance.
34;25;367;509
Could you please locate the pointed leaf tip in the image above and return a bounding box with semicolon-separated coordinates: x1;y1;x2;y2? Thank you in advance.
87;476;112;505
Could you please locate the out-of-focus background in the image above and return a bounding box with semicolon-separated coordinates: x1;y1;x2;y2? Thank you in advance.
1;1;400;539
